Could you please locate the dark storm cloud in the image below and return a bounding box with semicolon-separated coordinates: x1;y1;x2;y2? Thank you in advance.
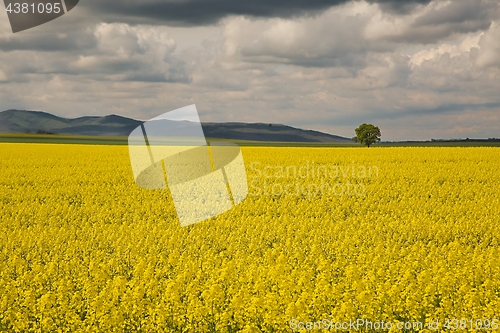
380;0;496;44
403;0;496;43
367;0;432;14
87;0;432;25
413;0;492;27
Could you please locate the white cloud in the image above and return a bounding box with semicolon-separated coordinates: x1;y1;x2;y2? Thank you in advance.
71;23;188;82
409;32;482;66
220;2;380;67
476;21;500;68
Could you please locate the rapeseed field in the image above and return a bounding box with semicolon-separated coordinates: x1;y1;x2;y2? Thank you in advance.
0;143;499;332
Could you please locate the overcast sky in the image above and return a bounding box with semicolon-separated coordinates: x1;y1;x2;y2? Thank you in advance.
0;0;499;140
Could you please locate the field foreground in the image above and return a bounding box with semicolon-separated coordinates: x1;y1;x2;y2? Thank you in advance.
0;144;499;332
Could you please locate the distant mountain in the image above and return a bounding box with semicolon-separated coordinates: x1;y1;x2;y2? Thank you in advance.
0;109;142;136
0;109;351;143
201;122;350;142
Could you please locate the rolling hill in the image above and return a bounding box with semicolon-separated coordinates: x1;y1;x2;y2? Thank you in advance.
0;109;351;143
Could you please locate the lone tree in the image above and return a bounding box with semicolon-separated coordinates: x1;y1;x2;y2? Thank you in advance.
355;123;381;147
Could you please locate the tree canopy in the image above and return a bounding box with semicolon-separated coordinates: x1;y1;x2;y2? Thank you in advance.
355;124;381;147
